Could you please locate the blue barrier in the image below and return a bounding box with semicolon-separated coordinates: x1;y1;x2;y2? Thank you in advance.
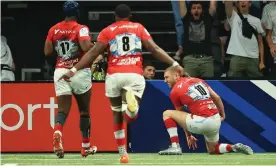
129;80;276;153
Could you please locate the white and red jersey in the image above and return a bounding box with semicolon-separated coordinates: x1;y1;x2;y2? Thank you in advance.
97;20;152;75
170;77;219;117
46;20;91;69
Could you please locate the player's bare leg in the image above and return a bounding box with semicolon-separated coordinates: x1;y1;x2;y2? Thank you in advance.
206;140;236;155
74;89;97;157
53;95;72;158
106;90;141;163
122;89;140;123
205;140;218;154
109;96;129;163
159;110;187;155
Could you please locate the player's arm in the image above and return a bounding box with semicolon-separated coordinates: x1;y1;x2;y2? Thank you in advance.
44;42;54;56
44;27;54;56
79;40;94;52
78;26;94;52
176;106;185;112
74;42;106;71
91;54;104;73
207;86;225;121
140;25;183;74
143;39;177;66
140;25;176;66
73;29;108;71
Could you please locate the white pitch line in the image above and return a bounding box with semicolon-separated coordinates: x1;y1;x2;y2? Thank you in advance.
2;157;276;160
2;153;276;156
4;164;276;166
3;164;17;166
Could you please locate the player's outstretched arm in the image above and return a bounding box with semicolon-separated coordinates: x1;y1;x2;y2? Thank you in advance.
74;42;107;71
143;39;174;64
142;39;184;75
58;42;106;82
208;86;225;121
79;40;94;52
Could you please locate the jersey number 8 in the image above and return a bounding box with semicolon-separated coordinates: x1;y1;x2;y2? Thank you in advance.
122;36;130;51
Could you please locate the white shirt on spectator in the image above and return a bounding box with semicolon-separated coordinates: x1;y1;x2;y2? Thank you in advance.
261;2;276;30
267;10;276;44
1;35;15;81
227;10;264;59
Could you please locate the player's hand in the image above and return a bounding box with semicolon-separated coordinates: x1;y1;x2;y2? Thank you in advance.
175;65;185;76
58;71;75;82
220;116;225;121
186;135;198;150
91;41;96;48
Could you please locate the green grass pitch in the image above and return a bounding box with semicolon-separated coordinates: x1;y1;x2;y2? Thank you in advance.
1;153;276;166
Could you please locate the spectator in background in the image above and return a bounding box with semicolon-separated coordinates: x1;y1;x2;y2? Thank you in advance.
1;35;15;81
171;0;184;61
212;1;231;77
143;61;155;80
91;54;106;80
250;1;262;19
179;0;217;78
225;1;265;78
262;1;276;30
217;2;230;65
264;2;276;78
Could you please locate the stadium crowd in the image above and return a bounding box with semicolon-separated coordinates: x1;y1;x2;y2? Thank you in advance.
1;1;276;81
170;0;276;79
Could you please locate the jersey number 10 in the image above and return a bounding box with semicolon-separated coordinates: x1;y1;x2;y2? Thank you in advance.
188;82;210;101
194;85;207;96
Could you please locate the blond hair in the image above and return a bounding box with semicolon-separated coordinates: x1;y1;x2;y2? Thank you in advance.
164;66;190;77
